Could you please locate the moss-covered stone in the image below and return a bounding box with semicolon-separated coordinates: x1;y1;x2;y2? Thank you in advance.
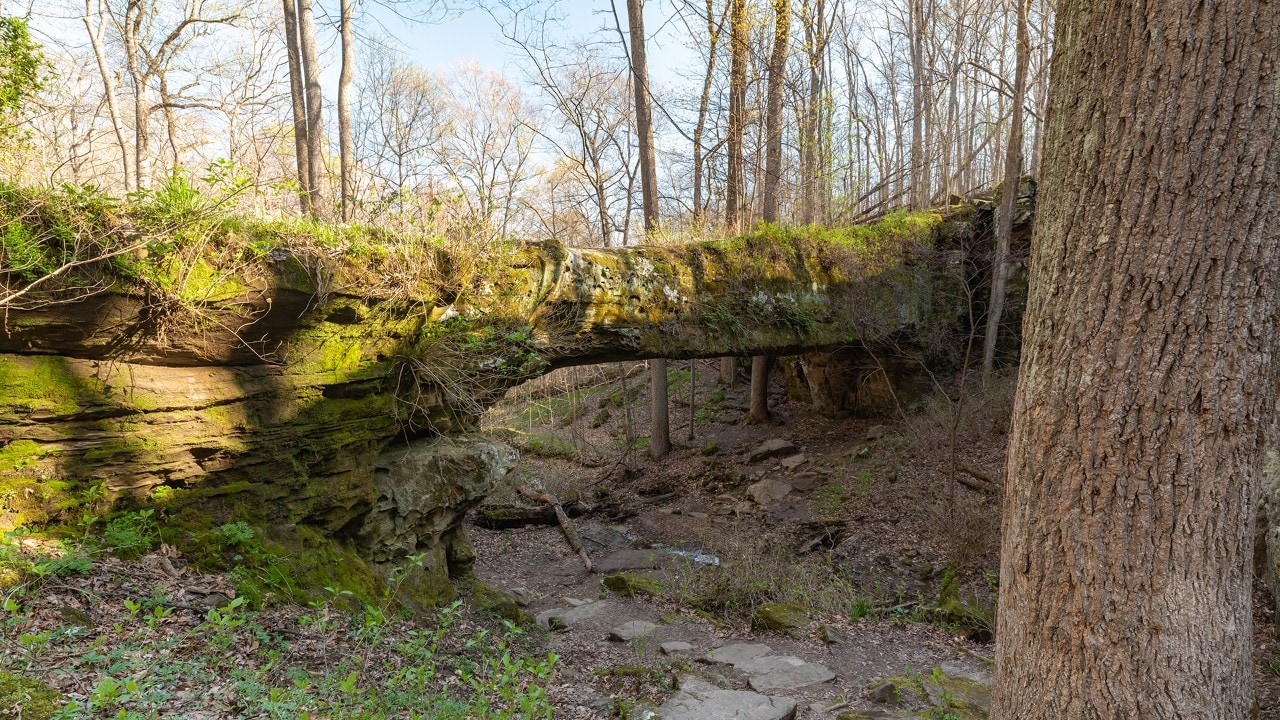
0;671;61;720
601;572;662;598
466;579;533;624
751;602;810;631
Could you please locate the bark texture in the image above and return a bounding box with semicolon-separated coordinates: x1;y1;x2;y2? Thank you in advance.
992;1;1280;717
724;0;748;231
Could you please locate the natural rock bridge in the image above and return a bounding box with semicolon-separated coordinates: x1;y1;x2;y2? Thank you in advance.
0;205;1003;603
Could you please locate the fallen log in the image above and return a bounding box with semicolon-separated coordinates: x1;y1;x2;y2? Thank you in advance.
516;483;594;572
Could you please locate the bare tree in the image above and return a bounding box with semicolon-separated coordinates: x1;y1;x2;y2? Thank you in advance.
980;0;1028;380
338;0;355;220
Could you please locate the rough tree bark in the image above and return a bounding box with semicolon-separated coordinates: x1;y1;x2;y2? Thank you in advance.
980;0;1028;381
991;1;1280;717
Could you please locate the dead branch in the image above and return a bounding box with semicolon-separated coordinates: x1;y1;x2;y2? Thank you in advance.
516;483;593;572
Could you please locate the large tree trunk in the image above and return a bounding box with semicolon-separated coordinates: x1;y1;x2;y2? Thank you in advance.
980;0;1028;381
724;0;748;231
761;0;790;223
338;0;355;221
282;0;311;215
991;1;1280;717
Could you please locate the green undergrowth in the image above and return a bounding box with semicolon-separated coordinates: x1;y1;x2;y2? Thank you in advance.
0;177;526;312
1;555;557;720
655;532;994;639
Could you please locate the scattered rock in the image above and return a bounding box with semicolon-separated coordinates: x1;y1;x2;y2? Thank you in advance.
601;572;662;597
510;587;532;606
747;438;798;463
752;603;809;631
662;641;695;655
780;454;809;471
609;620;658;641
863;679;900;705
736;656;837;691
836;711;910;720
656;677;797;720
535;600;608;630
468;582;531;623
748;479;793;505
818;624;847;645
785;474;823;492
595;549;663;573
863;666;991;718
564;597;592;607
705;643;774;666
865;425;890;440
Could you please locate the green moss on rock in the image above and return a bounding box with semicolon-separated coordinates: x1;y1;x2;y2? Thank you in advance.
601;572;661;598
0;671;61;719
751;602;810;631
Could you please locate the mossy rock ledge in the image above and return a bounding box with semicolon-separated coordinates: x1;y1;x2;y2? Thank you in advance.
0;206;988;604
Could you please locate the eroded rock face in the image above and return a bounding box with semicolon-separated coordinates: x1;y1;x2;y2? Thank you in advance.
355;437;517;605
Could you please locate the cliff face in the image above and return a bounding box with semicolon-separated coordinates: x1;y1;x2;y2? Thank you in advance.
0;204;981;604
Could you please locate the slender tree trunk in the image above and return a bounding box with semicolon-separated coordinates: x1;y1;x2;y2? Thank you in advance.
692;0;720;222
626;0;669;459
992;1;1280;717
83;0;133;193
745;355;770;424
907;0;926;208
297;0;326;216
282;0;311;214
724;0;748;231
761;0;790;223
121;2;149;191
980;0;1028;381
338;0;355;221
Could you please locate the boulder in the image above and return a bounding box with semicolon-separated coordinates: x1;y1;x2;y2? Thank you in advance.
705;643;774;666
353;438;517;607
601;572;662;597
656;677;796;720
748;439;798;463
609;620;658;641
748;479;793;506
737;656;836;692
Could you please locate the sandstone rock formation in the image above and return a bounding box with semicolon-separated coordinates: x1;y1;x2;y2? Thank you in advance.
0;203;986;603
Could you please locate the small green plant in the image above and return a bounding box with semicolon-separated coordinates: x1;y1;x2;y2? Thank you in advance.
211;521;255;548
101;509;157;558
815;482;851;517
